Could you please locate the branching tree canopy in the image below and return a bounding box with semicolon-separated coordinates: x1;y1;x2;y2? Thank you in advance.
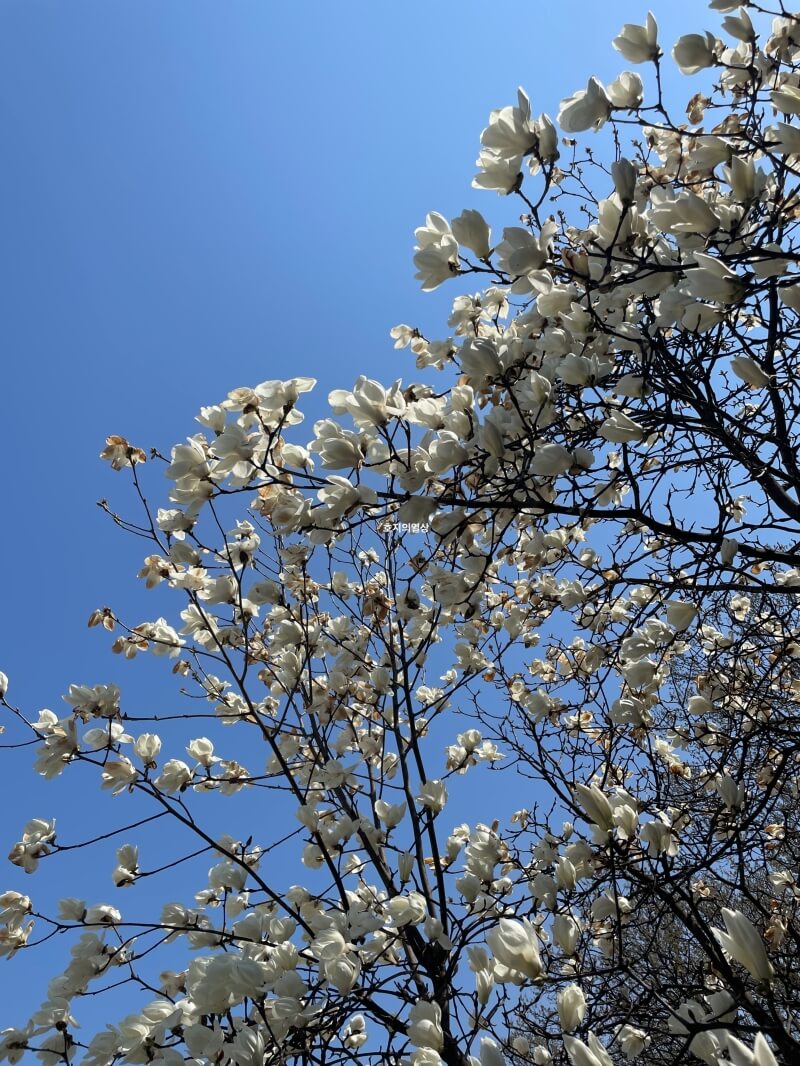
5;3;800;1064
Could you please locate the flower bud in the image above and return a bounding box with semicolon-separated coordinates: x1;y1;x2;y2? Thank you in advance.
557;984;587;1032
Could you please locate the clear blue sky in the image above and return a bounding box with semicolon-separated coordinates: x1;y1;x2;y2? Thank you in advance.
0;0;702;1033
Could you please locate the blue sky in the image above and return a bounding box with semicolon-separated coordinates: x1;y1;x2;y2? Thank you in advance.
0;0;704;1034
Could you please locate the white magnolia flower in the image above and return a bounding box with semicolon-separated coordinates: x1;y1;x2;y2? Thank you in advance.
329;376;406;429
648;191;719;236
473;150;523;194
84;902;121;924
599;411;645;443
413;212;459;290
407;1001;444;1051
535;113;559;162
451;209;492;259
772;84;800;117
558;77;611;133
640;817;679;857
720;537;740;565
476;1038;506;1066
607;71;644;110
779;282;800;312
324;952;361;994
726;1033;779;1066
374;799;406;828
666;600;698;631
496;227;548;277
730;356;771;388
612;14;659;63
685;253;745;304
726;155;757;203
57;897;86;921
574;783;614;831
417;779;448;813
687;693;713;716
112;844;140;888
386;892;427;926
134;733;162;763
552;912;581;955
183;1024;225;1061
187;737;218;767
563;1033;614;1066
414;238;459;290
767;122;800;156
486;917;543;981
616;1025;651;1061
530;442;574;477
557;984;587;1032
479;87;538;161
0;1024;34;1064
342;1014;367;1051
711;908;774;981
410;1051;443;1066
673;32;717;74
611;159;637;203
154;759;193;794
716;773;746;811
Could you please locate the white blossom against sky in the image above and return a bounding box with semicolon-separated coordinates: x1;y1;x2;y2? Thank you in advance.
0;0;703;1031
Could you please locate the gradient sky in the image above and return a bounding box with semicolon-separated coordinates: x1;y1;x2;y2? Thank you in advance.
1;0;705;1035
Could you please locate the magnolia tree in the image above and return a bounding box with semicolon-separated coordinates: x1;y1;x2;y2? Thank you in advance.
4;2;800;1064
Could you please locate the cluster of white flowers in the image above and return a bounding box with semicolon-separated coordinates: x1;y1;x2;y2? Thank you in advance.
4;3;800;1065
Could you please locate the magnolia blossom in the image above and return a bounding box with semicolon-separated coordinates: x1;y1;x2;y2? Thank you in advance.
154;759;193;794
726;1033;779;1066
574;784;614;832
557;984;586;1032
730;356;771;388
599;411;645;443
720;537;740;565
385;893;426;926
552;912;581;955
342;1014;367;1051
606;72;643;110
414;213;459;290
767;122;800;156
407;1001;444;1051
557;77;611;133
611;159;636;204
417;779;448;813
530;443;574;477
648;191;719;236
479;86;537;160
612;14;659;63
711;909;775;982
640;816;679;857
134;733;162;763
486;918;543;981
563;1033;614;1066
685;252;745;304
772;84;800;117
672;32;717;74
451;209;492;259
666;600;698;631
615;1025;650;1061
779;282;800;312
473;1038;506;1066
111;844;139;888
